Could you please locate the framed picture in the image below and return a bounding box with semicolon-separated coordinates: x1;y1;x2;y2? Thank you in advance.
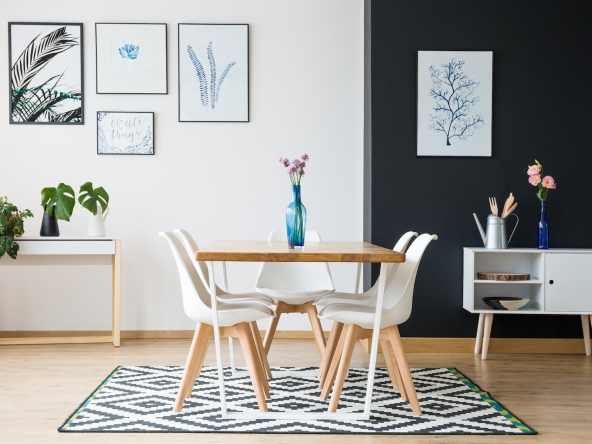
417;51;493;157
95;23;167;94
178;24;249;122
8;22;83;124
97;112;154;155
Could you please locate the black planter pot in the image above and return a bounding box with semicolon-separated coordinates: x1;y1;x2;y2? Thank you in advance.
40;206;60;236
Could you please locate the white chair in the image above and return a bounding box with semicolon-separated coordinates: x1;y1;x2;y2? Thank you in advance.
317;233;437;415
255;230;335;359
159;231;276;412
315;231;418;385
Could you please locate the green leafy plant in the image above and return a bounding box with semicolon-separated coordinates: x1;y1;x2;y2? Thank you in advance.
41;183;75;221
78;182;109;215
0;197;33;259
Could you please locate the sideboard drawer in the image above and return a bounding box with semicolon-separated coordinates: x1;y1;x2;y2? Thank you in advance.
545;253;592;312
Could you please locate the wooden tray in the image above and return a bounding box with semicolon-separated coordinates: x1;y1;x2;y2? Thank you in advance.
477;272;530;281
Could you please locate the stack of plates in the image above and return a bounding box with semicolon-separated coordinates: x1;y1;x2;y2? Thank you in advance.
482;297;529;311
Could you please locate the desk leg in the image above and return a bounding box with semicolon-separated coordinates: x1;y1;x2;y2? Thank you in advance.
474;313;485;354
481;313;493;360
581;315;591;356
112;239;121;347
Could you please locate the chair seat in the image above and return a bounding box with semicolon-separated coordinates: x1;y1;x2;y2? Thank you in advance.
314;291;375;307
317;303;393;330
257;287;334;305
219;292;276;306
200;301;275;327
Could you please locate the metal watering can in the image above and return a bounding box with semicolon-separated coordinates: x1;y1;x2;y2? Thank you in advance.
473;213;519;249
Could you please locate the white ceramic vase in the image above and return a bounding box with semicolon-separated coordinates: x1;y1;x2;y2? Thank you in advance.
87;203;109;237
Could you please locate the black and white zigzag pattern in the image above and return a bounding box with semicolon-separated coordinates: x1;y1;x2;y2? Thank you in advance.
59;366;535;434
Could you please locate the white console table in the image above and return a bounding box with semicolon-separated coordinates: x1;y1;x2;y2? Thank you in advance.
0;237;121;347
464;248;592;359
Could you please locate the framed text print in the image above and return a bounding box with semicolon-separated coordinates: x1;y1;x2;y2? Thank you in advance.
178;24;249;122
95;23;167;94
97;112;154;155
8;22;83;124
417;51;493;157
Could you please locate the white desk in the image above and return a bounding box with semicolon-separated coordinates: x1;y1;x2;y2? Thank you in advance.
0;236;121;347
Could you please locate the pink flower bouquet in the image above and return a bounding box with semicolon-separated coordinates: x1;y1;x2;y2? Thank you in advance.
279;153;309;185
527;160;556;201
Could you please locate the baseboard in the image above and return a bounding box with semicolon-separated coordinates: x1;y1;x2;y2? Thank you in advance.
0;330;588;354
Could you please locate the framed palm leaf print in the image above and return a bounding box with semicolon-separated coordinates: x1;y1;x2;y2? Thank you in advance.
8;22;84;124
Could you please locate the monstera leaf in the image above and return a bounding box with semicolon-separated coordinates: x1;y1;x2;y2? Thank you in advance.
78;182;109;215
41;183;75;221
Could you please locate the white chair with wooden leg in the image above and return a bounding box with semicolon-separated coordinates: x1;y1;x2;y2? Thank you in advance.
159;232;276;412
255;230;335;362
317;233;438;415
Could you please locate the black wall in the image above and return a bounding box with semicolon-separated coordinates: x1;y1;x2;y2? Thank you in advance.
370;1;592;338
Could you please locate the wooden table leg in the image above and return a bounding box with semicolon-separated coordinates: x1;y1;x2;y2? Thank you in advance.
474;313;484;354
581;314;591;356
112;239;121;347
481;313;493;360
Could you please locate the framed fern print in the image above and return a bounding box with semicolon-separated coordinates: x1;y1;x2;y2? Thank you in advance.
95;23;167;94
178;24;249;122
8;22;83;124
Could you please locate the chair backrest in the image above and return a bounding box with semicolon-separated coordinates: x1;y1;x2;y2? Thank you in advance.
393;231;418;253
381;234;437;325
174;229;212;289
254;229;335;294
159;231;213;323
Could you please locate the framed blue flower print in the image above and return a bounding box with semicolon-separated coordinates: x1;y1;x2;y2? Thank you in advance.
95;23;167;94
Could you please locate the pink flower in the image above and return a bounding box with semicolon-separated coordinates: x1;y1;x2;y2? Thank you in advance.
541;176;556;189
527;164;541;175
299;161;306;168
287;165;297;174
301;153;309;161
529;174;541;186
292;158;301;166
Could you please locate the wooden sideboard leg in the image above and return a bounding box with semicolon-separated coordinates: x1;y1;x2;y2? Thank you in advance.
112;239;121;347
474;313;485;354
481;313;493;360
581;315;591;356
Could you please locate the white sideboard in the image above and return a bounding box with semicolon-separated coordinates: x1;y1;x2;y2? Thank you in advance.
463;248;592;359
0;236;121;347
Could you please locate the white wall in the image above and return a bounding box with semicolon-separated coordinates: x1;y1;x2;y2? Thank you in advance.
0;0;364;331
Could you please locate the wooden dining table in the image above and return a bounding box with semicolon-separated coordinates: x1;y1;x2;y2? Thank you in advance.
196;240;405;420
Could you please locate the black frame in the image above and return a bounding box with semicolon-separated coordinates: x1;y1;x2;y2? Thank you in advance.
96;111;155;155
95;23;168;95
178;23;249;122
8;22;84;125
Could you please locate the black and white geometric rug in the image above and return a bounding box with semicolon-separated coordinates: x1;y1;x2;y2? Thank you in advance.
59;366;536;435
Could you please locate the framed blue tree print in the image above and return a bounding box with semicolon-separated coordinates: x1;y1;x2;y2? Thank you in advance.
178;24;249;122
417;51;493;157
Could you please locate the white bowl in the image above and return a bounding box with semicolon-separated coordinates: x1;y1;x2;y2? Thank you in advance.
482;297;530;311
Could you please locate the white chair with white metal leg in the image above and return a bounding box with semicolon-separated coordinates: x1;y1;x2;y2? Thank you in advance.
255;230;335;360
159;232;276;412
317;234;437;415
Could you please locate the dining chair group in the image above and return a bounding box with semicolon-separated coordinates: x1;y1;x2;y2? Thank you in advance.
160;228;436;417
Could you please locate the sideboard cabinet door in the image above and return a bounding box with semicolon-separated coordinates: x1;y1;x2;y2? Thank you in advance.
545;253;592;312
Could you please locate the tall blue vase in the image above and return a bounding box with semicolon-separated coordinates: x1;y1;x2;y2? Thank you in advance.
286;184;306;249
537;201;549;249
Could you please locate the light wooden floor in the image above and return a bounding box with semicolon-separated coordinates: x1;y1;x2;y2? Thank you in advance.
0;338;590;443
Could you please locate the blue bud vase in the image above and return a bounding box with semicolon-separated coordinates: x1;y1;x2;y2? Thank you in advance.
537;201;549;249
286;184;306;249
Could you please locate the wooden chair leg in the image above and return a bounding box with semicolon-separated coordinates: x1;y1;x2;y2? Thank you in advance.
262;302;283;354
184;337;210;399
250;321;273;379
328;324;358;412
320;325;347;396
481;313;494;360
236;323;269;412
174;322;210;412
319;322;343;380
474;313;485;354
387;326;421;415
381;339;407;400
305;302;327;359
581;314;591;356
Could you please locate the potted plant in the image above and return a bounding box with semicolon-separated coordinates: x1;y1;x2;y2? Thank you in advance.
78;182;110;237
0;196;33;259
40;183;75;236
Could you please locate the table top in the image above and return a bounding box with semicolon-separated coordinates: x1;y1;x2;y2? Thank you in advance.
15;236;118;241
195;240;405;263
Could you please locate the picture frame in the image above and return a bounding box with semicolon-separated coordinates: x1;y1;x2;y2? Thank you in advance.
95;23;167;94
97;111;154;155
178;24;249;122
8;22;84;124
417;51;493;157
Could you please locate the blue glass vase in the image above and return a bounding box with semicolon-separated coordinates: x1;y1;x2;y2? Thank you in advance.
286;185;306;249
537;201;549;249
